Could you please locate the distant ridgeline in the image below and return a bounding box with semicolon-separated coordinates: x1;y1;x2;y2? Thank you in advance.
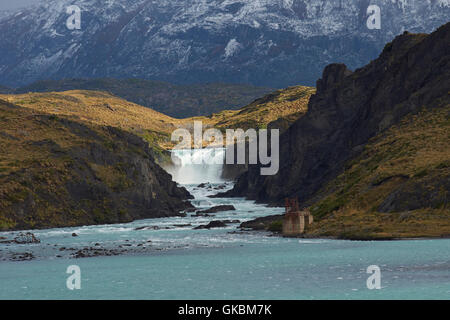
10;79;274;118
225;23;450;239
0;0;448;88
1;83;315;159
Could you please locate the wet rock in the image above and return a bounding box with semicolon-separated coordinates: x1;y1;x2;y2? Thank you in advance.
196;205;236;214
214;184;227;190
222;220;240;224
227;231;248;235
72;247;121;259
13;232;40;244
194;220;240;230
11;252;35;261
197;183;211;188
240;214;284;231
194;220;228;230
72;233;78;237
134;226;170;231
173;224;192;227
191;213;215;217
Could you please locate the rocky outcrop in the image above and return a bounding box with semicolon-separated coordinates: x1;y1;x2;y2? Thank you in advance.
227;23;450;208
221;116;299;181
0;102;193;231
194;220;240;230
196;205;236;214
0;232;41;244
239;215;284;231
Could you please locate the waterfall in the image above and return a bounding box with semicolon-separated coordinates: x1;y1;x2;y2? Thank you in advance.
165;148;226;185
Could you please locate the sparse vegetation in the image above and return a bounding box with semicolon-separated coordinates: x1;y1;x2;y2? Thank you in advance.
204;86;315;131
307;106;450;239
267;220;283;233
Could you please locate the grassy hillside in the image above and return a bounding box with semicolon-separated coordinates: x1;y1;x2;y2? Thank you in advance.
2;86;315;151
248;106;450;239
16;78;274;118
0;90;184;161
1;90;178;132
192;85;315;134
0;100;192;230
306;106;450;239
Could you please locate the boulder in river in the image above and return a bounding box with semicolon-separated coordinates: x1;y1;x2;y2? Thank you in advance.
194;220;241;230
13;232;40;244
197;183;212;188
240;215;284;231
194;221;228;230
196;205;236;214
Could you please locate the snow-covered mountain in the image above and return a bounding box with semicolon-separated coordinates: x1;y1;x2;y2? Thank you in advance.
0;0;449;87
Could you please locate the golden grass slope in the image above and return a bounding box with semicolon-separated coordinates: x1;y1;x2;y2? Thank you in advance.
202;86;315;130
0;90;189;159
1;90;179;135
2;86;315;150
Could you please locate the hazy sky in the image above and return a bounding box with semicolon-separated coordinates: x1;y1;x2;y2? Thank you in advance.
0;0;40;11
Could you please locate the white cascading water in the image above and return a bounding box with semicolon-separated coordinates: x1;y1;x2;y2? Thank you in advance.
166;148;226;185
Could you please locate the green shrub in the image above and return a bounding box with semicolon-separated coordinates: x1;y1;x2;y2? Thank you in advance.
268;220;283;232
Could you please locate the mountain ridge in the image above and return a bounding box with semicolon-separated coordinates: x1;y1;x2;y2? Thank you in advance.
13;78;274;118
226;22;450;214
0;99;193;231
0;0;448;88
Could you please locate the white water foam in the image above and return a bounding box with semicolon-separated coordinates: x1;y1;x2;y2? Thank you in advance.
166;148;226;184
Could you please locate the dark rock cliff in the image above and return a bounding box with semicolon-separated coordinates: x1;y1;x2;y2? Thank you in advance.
226;22;450;206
